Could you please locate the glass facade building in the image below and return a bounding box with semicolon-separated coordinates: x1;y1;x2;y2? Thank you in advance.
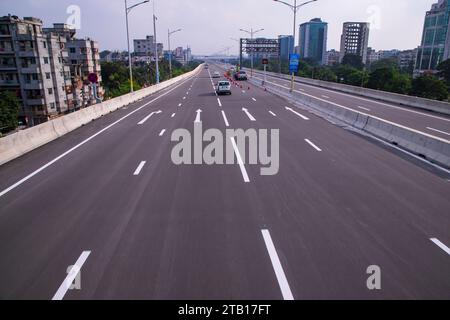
299;18;328;65
415;0;450;74
278;35;294;61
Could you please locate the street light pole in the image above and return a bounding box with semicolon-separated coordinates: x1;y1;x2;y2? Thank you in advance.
168;28;182;78
124;0;150;93
153;11;160;84
273;0;318;92
239;27;264;77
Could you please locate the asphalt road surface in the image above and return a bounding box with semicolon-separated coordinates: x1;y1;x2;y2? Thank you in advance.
0;66;450;300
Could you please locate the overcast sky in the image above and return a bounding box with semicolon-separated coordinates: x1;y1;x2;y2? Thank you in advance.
1;0;436;55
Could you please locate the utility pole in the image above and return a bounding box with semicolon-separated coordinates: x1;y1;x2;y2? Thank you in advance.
124;0;150;92
168;28;182;78
273;0;318;92
153;12;160;84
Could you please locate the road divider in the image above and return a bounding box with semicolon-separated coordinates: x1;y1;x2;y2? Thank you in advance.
249;76;450;169
52;251;91;300
431;238;450;256
0;64;203;167
305;139;322;152
261;230;294;300
248;68;450;116
243;108;256;122
222;111;230;127
133;161;147;176
285;107;309;120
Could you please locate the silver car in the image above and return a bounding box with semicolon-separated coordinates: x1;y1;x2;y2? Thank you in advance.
216;80;231;95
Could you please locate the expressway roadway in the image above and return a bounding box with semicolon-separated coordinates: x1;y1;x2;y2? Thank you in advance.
0;65;450;300
248;68;450;141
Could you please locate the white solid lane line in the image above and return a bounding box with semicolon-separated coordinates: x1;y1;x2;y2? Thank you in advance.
159;129;166;137
0;76;194;199
133;161;147;176
217;98;222;107
230;137;250;183
137;110;162;125
52;251;91;300
322;95;330;99
427;127;450;136
222;110;230;127
269;111;277;117
357;106;371;111
242;108;256;121
305;139;322;152
285;107;309;120
431;238;450;255
261;230;294;300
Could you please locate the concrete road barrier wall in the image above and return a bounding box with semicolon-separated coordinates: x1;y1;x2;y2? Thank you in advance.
247;68;450;116
0;64;203;166
249;77;450;169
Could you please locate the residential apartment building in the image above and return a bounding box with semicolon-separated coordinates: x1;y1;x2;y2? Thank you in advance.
325;49;340;66
44;23;103;109
339;22;370;64
0;15;73;126
367;47;381;65
134;35;163;59
399;49;418;72
415;0;450;75
299;18;328;65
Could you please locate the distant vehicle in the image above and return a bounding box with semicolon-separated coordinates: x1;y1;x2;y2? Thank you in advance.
234;71;248;81
230;66;236;72
212;71;221;78
205;65;209;69
216;80;231;95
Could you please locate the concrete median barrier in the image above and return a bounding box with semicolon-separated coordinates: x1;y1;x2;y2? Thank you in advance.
249;76;450;169
0;64;203;166
247;68;450;116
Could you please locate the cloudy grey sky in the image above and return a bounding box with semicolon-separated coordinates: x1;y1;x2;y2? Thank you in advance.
1;0;435;55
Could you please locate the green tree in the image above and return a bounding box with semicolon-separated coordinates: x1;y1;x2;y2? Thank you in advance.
367;67;411;94
410;75;448;101
342;54;364;70
0;90;20;134
369;58;399;72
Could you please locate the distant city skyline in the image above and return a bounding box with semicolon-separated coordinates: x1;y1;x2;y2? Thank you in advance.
0;0;438;55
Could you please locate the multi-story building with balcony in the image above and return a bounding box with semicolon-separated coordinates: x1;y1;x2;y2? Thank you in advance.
44;24;103;109
0;15;73;126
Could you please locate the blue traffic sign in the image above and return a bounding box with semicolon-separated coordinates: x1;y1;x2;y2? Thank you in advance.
289;54;300;73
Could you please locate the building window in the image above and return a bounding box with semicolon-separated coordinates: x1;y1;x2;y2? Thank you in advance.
46;73;51;79
70;47;76;53
48;88;53;95
50;102;56;109
44;57;49;64
43;41;47;49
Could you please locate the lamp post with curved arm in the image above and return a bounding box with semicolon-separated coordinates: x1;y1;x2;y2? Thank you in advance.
273;0;318;92
124;0;150;92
